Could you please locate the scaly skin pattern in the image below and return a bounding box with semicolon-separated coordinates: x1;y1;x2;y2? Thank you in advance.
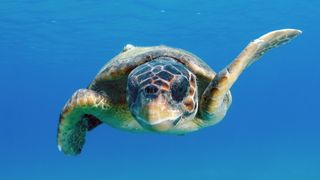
127;58;199;133
57;29;302;155
58;89;111;155
200;29;302;125
128;58;198;114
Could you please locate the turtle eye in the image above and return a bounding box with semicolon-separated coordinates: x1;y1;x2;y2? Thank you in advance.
171;77;189;102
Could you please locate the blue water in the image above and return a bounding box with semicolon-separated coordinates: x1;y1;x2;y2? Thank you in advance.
1;0;319;179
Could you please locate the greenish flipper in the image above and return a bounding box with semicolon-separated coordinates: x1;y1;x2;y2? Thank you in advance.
200;29;302;124
57;89;111;155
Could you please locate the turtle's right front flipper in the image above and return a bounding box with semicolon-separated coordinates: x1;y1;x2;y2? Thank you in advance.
199;29;302;124
57;89;111;155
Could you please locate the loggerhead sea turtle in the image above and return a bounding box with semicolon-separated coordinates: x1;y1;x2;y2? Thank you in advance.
57;29;302;155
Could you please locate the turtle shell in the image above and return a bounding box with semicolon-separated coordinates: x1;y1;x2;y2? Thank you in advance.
88;45;216;104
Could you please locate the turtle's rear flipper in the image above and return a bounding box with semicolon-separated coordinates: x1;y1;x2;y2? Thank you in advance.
200;29;302;124
57;89;111;155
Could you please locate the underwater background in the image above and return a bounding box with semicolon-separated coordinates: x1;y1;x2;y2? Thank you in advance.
1;0;320;179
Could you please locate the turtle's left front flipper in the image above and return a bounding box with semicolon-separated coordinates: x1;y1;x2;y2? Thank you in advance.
200;29;302;124
57;89;111;155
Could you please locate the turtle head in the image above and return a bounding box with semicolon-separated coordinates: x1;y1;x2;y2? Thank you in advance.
127;58;198;132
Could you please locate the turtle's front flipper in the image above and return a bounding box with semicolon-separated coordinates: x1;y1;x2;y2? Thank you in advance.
199;29;302;124
57;89;111;155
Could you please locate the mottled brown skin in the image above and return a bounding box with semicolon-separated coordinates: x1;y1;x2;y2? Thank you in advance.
57;29;302;155
87;45;220;132
91;45;215;81
127;58;200;131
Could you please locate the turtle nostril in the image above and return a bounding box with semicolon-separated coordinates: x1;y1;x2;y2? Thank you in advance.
144;85;159;98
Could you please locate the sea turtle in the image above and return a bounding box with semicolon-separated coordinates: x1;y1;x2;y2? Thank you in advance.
57;29;301;155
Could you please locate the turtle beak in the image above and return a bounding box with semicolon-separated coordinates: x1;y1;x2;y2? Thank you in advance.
133;90;182;132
